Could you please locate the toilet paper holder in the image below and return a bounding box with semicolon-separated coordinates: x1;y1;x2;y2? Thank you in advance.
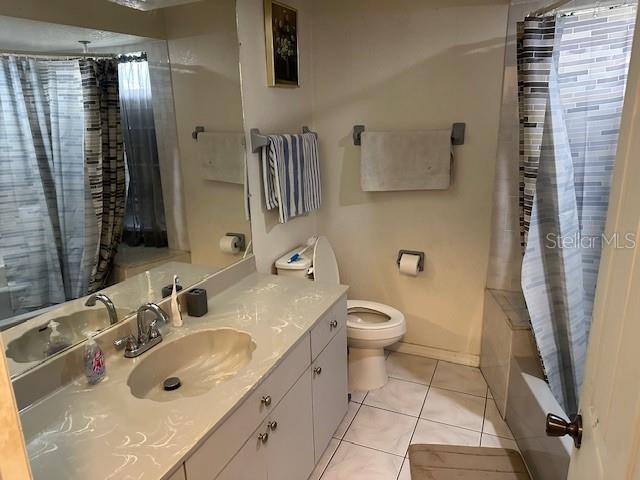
226;232;246;251
397;250;425;272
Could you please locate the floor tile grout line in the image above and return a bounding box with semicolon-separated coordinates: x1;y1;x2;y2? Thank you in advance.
336;355;492;479
317;439;342;480
387;374;432;387
397;456;408;480
417;417;490;435
399;359;440;480
479;390;489;447
322;396;369;479
481;397;516;440
427;384;489;399
483;432;517;441
338;398;364;440
340;438;406;459
344;354;436;479
359;402;424;419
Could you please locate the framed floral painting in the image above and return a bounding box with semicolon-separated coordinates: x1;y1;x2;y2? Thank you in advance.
264;0;299;87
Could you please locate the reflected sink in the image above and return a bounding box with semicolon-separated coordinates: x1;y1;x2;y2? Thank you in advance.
6;308;130;363
127;329;256;402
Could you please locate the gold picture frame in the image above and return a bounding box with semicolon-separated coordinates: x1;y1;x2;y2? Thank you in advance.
264;0;299;87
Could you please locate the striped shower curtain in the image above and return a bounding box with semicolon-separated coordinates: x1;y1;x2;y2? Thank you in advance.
81;59;126;293
0;56;124;319
517;7;636;413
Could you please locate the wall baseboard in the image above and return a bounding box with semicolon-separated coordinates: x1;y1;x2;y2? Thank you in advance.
387;341;480;367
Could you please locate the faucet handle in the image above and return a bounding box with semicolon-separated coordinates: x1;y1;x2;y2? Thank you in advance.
149;324;162;340
114;335;137;352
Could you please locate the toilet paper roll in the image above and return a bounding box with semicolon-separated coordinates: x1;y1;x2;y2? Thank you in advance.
399;253;421;276
219;235;241;254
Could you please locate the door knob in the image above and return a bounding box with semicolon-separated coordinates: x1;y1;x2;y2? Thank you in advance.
546;413;582;448
329;319;338;328
261;395;272;406
258;431;269;443
268;420;278;431
314;366;322;375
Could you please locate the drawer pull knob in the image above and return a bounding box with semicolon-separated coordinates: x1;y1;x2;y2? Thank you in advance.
261;395;272;406
329;319;338;328
314;366;322;375
268;420;278;431
258;432;269;443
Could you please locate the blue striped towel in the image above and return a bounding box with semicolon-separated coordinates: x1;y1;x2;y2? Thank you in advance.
261;132;321;223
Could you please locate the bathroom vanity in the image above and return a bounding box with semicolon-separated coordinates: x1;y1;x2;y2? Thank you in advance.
19;265;349;480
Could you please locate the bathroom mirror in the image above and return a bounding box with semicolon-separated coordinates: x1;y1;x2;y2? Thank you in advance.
0;0;251;378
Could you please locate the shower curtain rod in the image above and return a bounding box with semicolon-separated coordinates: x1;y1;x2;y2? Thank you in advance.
530;0;635;17
0;50;117;59
530;0;574;16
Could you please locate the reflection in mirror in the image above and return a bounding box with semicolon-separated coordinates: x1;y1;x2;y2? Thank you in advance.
4;262;215;377
0;1;250;378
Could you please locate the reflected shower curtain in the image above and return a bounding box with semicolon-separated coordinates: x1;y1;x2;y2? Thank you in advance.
0;57;97;315
118;57;167;248
81;59;126;293
0;56;125;320
518;7;636;413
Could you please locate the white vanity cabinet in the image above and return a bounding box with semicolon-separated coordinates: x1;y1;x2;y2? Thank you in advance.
184;296;348;480
311;329;348;461
215;427;266;480
219;369;315;480
265;370;315;479
167;466;187;480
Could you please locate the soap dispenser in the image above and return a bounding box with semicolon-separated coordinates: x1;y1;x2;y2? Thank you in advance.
43;320;71;357
84;331;106;385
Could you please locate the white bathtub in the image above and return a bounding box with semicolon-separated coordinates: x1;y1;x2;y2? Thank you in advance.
507;356;572;480
481;289;572;479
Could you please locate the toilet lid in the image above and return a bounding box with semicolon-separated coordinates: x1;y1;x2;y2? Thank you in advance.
347;300;405;331
313;236;340;284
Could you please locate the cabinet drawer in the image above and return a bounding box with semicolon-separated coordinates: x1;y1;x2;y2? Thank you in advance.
310;295;347;360
185;334;311;480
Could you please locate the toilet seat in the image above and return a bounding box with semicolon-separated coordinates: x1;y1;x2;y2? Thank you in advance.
306;236;407;390
347;300;405;331
346;300;406;345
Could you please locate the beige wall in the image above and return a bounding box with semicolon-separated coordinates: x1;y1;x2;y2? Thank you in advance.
164;0;251;269
237;0;319;273
311;0;508;363
0;0;166;38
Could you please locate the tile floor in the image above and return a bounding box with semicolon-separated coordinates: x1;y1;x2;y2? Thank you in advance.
310;351;518;480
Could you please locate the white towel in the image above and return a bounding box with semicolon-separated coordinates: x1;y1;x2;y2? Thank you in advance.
197;132;245;184
360;129;452;191
261;133;321;223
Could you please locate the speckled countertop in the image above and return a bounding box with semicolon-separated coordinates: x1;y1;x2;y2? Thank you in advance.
20;273;348;480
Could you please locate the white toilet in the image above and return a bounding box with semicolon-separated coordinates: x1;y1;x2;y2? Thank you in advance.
275;236;406;391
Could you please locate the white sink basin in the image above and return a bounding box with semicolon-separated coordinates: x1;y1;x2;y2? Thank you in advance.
5;308;129;363
127;328;256;402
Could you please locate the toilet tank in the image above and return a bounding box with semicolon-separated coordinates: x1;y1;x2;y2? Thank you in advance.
275;247;312;279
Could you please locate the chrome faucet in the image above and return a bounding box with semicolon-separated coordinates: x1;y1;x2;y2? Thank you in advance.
85;293;118;325
114;303;168;358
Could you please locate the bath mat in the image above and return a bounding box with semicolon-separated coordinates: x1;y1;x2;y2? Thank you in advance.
408;444;531;479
